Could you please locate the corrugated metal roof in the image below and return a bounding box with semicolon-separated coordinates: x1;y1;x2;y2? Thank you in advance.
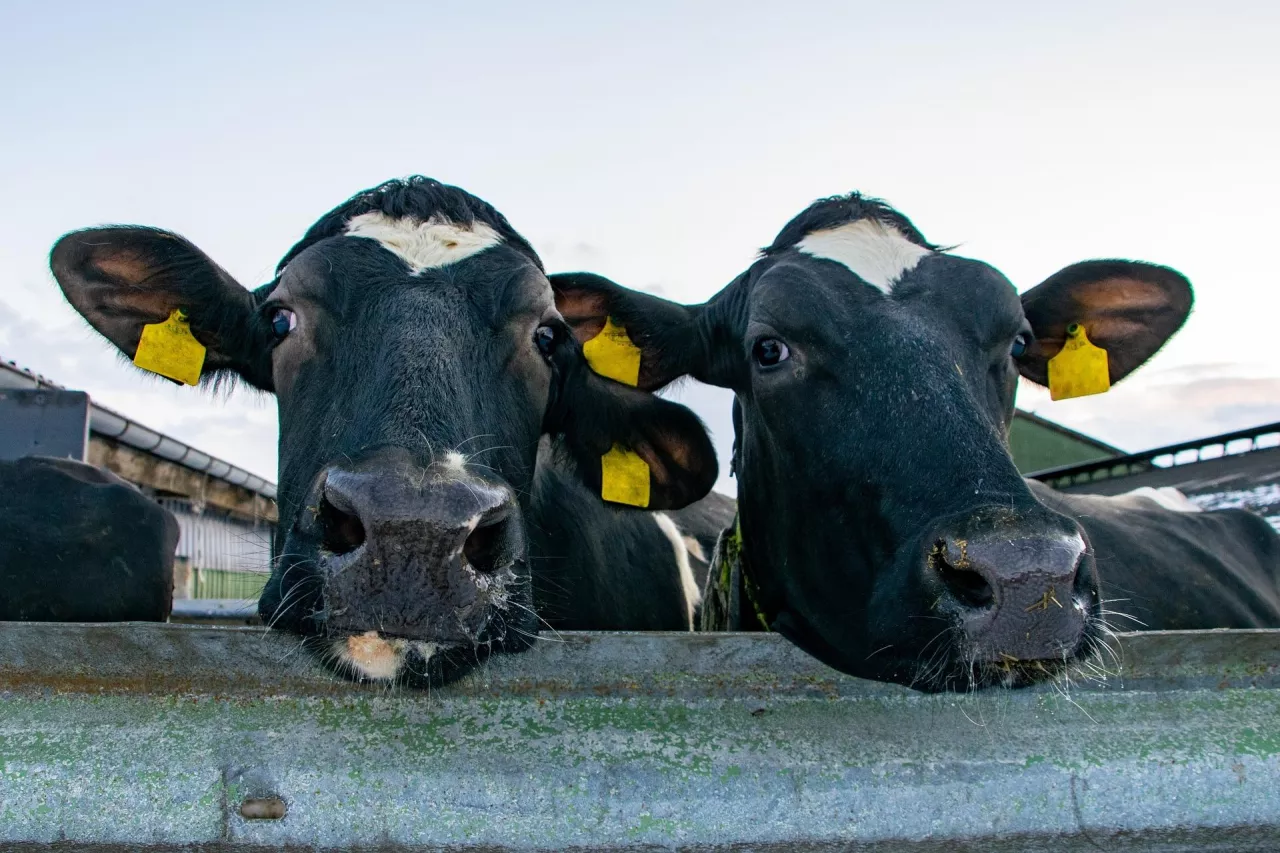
0;357;277;500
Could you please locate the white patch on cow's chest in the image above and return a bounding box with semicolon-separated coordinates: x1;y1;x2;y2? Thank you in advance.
653;513;703;631
795;219;932;291
345;211;502;274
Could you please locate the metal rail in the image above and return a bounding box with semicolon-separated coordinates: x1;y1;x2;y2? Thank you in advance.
169;598;261;624
2;623;1278;850
1028;420;1280;490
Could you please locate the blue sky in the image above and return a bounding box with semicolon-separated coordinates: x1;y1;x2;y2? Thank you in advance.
2;1;1278;493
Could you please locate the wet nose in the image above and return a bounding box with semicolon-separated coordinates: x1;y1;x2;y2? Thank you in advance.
315;460;521;641
928;522;1088;661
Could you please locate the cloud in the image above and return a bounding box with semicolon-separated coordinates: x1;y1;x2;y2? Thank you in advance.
533;238;609;272
1019;365;1280;452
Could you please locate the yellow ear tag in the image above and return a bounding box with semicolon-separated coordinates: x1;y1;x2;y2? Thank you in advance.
1048;323;1110;401
600;444;651;508
132;309;206;386
583;317;652;503
582;316;642;387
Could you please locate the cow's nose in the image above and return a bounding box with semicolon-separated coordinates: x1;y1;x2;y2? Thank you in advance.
314;461;521;641
928;523;1088;661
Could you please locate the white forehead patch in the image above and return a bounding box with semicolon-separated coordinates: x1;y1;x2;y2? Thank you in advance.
794;218;932;292
345;211;502;274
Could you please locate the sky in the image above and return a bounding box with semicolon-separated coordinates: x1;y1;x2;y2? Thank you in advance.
1;1;1277;495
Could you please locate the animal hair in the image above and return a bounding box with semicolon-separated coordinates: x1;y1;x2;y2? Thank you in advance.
274;176;543;274
762;191;941;256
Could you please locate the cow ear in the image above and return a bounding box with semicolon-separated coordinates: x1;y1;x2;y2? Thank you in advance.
1017;260;1193;387
548;348;718;511
50;226;274;391
550;272;705;392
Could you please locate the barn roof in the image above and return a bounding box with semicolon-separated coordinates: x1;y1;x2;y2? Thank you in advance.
0;357;276;500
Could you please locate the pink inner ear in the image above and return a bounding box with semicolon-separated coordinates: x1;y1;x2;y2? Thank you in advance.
1072;277;1172;312
554;289;609;344
630;440;670;489
91;251;156;288
630;425;699;490
1034;318;1157;362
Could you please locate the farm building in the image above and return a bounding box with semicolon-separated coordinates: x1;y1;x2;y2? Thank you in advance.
1029;420;1280;532
1008;409;1122;473
0;358;277;600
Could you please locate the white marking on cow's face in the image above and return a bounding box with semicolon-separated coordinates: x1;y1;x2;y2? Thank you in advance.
653;513;702;631
443;451;468;473
1112;486;1202;513
334;630;405;681
345;211;502;274
795;218;932;291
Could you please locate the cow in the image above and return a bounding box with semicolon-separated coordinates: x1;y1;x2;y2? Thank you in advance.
50;176;731;687
1;455;179;622
548;192;1280;692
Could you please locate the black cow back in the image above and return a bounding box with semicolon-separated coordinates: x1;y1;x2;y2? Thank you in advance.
1028;480;1280;629
0;456;179;622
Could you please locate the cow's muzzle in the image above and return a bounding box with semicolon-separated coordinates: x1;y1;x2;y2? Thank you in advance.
924;509;1093;664
309;453;523;645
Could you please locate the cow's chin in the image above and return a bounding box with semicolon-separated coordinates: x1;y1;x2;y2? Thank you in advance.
314;613;538;688
327;631;445;684
901;610;1107;694
320;631;483;687
260;558;540;688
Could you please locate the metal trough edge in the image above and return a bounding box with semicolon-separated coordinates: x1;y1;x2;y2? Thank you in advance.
1;624;1278;851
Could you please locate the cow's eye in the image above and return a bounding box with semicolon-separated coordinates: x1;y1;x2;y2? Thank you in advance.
753;337;790;367
534;324;559;358
1010;332;1032;359
270;308;297;340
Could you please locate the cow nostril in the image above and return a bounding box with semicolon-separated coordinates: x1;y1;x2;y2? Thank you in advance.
929;539;995;610
463;512;513;575
319;493;366;555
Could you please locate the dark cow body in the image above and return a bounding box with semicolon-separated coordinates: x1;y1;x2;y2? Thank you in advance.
528;463;733;630
51;177;721;686
0;455;178;622
551;192;1280;692
1030;481;1280;630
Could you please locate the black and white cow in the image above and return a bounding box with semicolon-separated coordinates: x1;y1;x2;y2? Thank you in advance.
549;192;1280;692
50;176;731;686
1;455;179;622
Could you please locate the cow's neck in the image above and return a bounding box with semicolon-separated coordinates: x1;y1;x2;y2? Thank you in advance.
700;514;770;632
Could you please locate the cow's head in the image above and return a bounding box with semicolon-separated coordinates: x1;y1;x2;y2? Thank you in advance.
550;192;1191;691
51;177;716;685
